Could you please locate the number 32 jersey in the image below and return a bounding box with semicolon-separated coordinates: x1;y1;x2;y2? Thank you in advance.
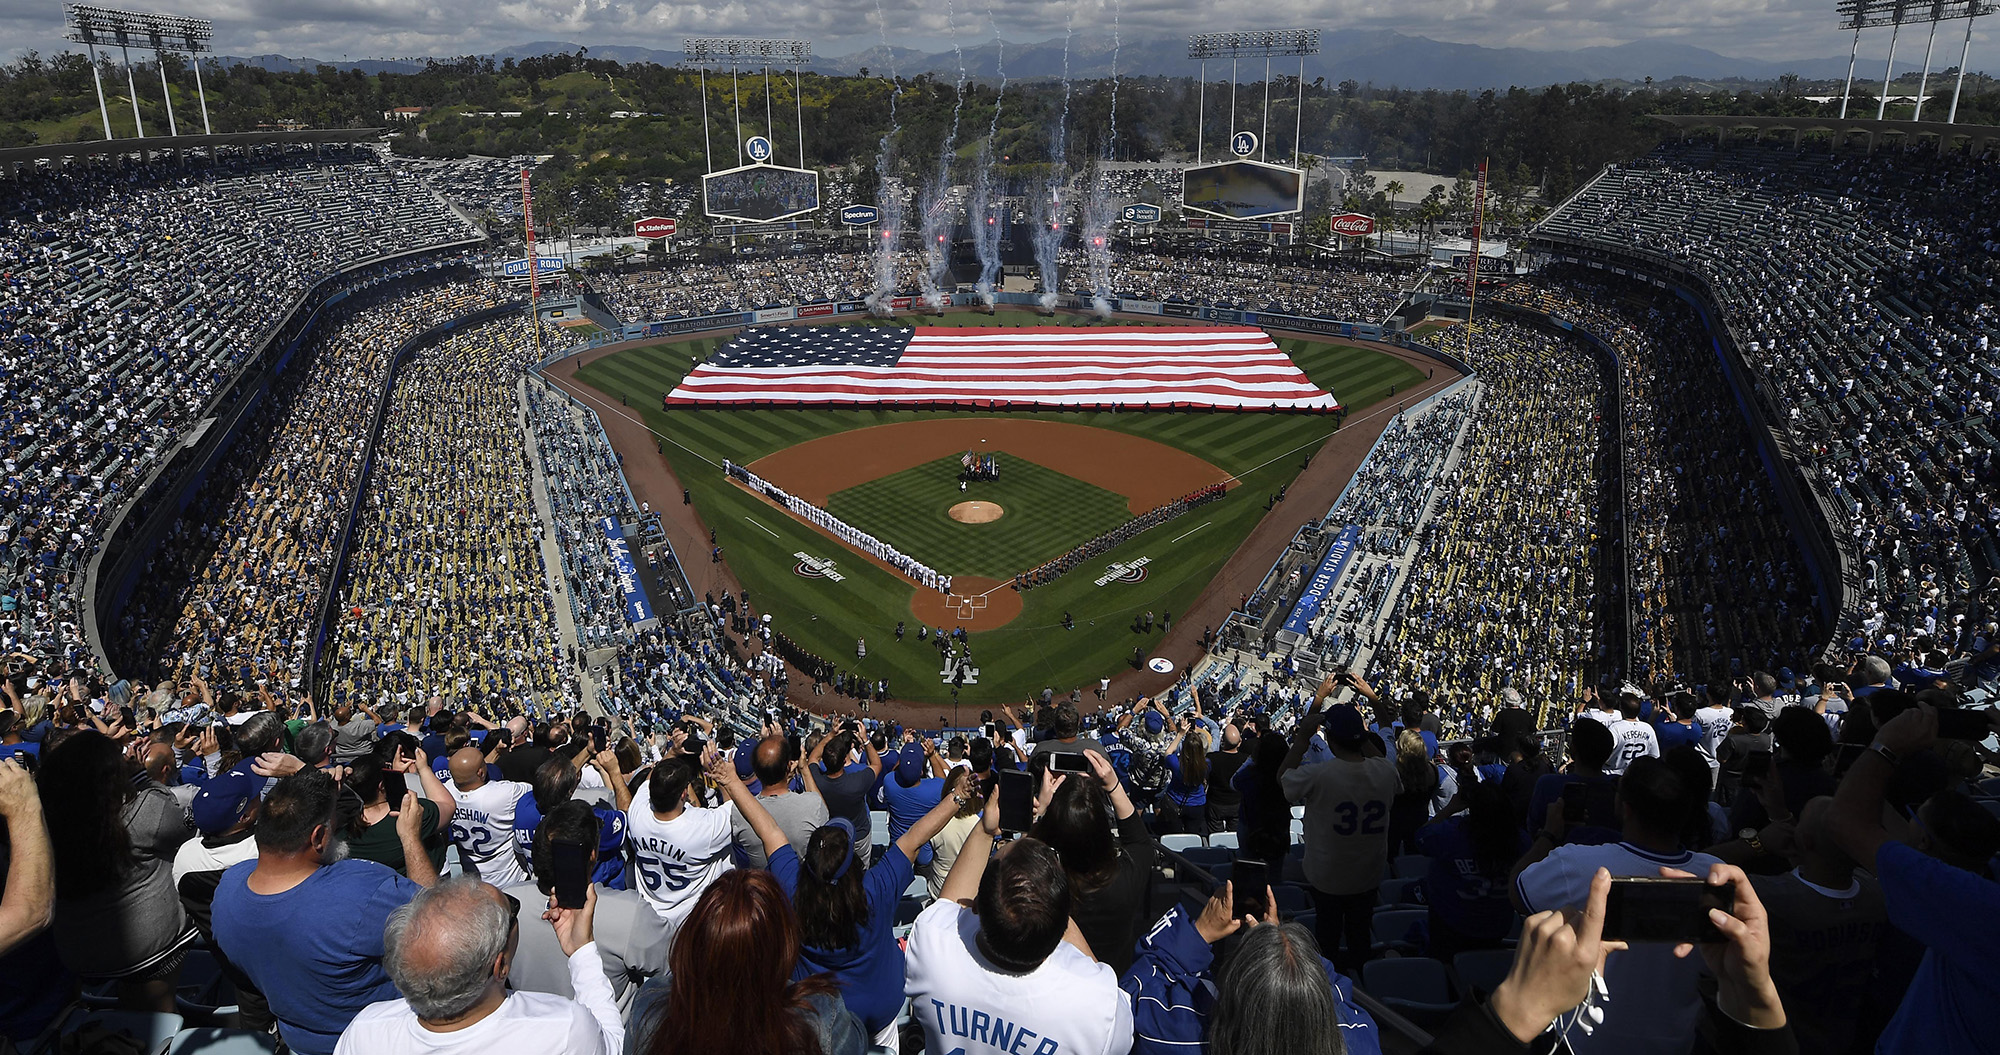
627;783;737;933
442;777;533;888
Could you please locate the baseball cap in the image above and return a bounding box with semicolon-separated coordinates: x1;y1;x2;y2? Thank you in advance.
896;751;925;787
191;761;263;835
1143;711;1165;734
1322;704;1367;747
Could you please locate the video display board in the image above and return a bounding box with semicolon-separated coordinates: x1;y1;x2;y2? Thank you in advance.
1181;160;1304;220
703;164;822;223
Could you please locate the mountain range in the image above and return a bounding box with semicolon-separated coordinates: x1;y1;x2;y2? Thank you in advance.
216;30;1964;92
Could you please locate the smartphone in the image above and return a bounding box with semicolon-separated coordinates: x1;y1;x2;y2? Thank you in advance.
1047;752;1092;775
1602;877;1733;944
1740;749;1773;788
1935;708;1995;741
997;769;1034;834
1231;858;1271;920
552;840;591;909
1560;783;1589;826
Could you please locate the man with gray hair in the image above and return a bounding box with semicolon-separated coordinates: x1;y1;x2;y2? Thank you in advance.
336;875;622;1054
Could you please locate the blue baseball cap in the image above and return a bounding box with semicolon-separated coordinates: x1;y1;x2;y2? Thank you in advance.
896;751;925;787
1144;711;1165;734
191;761;263;835
1322;704;1367;747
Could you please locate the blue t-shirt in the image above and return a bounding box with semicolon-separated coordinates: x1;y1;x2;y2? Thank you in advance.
880;775;945;866
1164;754;1208;808
1414;817;1528;939
1874;840;2000;1055
1655;721;1702;754
211;859;424;1055
769;843;913;1033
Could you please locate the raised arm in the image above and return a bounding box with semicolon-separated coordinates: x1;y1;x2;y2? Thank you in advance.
0;760;54;957
592;750;633;813
939;783;1002;906
860;733;884;777
705;749;789;862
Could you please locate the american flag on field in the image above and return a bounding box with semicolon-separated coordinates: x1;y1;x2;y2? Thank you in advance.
663;326;1340;411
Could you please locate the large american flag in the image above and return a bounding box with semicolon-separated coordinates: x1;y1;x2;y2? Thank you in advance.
663;325;1340;410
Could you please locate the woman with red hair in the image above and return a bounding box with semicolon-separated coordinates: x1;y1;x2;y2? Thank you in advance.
633;868;866;1055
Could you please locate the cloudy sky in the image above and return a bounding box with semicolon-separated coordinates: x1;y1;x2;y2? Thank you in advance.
0;0;1974;65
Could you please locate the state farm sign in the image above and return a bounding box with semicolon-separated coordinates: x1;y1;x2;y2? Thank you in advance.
635;216;677;239
1328;213;1375;237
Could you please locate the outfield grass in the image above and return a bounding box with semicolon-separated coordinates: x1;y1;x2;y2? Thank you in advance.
574;311;1426;704
826;455;1131;577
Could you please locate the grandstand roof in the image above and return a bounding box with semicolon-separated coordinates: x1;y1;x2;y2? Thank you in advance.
1649;113;2000;153
0;128;386;168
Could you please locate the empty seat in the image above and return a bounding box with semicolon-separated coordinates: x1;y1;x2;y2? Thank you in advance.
1371;909;1429;956
1376;877;1424;909
1452;948;1517;997
1361;957;1457;1018
1160;833;1206;852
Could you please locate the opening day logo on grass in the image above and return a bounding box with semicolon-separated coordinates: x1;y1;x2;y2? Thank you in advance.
793;552;847;582
1094;557;1152;587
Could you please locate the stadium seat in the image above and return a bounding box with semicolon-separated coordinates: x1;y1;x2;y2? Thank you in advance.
173;948;241;1023
894;896;928;928
1207;830;1240;849
166;1027;280;1054
1160;833;1206;851
903;875;930;898
1376;877;1424;909
1273;883;1312;918
1361;957;1457;1019
1371;909;1429;956
1179;846;1233;871
63;1011;185;1055
1392;854;1431;879
1452;949;1517;998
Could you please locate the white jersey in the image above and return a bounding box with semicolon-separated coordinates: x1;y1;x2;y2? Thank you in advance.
1605;719;1660;775
626;783;736;935
904;900;1132;1055
443;777;533;888
1694;705;1734;759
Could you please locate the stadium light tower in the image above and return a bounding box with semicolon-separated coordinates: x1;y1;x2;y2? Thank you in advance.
1832;0;1993;122
1187;30;1319;166
684;37;814;172
64;4;215;141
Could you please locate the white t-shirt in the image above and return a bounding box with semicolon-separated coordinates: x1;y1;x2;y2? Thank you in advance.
335;942;623;1055
904;901;1132;1055
1516;842;1723;1055
626;783;736;933
1604;719;1660;775
442;777;533;888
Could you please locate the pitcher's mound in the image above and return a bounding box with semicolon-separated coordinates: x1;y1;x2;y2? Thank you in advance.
948;501;1006;524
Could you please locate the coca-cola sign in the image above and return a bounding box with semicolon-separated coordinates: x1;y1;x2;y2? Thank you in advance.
1328;213;1375;236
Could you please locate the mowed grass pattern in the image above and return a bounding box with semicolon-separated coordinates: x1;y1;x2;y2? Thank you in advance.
826;455;1132;577
573;311;1428;703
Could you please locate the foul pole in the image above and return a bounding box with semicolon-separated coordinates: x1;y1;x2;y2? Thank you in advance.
1464;159;1488;361
522;168;542;362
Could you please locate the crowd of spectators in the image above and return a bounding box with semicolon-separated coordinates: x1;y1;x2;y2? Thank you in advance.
1495;271;1823;687
1057;247;1417;322
5;641;1991;1055
115;275;511;686
1378;317;1617;731
524;379;655;654
1538;140;2000;660
322;315;579;716
0;146;476;676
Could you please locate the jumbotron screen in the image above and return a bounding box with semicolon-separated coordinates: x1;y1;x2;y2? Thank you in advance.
1181;160;1304;220
703;164;822;223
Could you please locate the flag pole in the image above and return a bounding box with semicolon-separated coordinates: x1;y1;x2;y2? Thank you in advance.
1464;159;1487;361
522;168;541;364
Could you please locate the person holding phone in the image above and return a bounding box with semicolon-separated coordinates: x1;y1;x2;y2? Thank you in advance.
1121;880;1381;1055
1278;689;1400;975
1511;757;1723;1055
1029;750;1156;975
502;800;669;1016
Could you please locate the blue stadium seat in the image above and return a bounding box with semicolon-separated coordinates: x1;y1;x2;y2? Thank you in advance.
1371;909;1429;956
1361;957;1457;1019
1451;949;1516;997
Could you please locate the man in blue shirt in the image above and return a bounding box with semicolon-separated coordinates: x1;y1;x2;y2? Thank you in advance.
880;736;946;871
1828;702;2000;1055
212;770;437;1055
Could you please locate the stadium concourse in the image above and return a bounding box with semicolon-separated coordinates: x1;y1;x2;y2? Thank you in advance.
0;138;1995;1055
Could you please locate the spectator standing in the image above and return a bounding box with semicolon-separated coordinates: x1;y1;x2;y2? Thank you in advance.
335;875;623;1054
1029;750;1157;976
1203;720;1247;832
729;734;828;869
807;727;884;867
503;801;669;1016
212;770;437;1055
1510;757;1722;1055
1748;796;1886;1054
926;768;984;899
1153;718;1211;840
1280;692;1400;974
1605;686;1661;775
1416;781;1530;961
905;789;1132;1055
332;699;383;765
443;746;532;888
39;729;196;1010
344;749;454;878
880;735;947;874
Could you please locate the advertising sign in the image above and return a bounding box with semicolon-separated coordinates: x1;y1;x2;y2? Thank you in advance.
745;136;774;163
753;306;797;323
841;204;881;226
635;216;678;238
1119;203;1163;224
503;256;566;277
600;517;657;625
798;303;835;318
1281;525;1360;636
1328;213;1376;237
1230;131;1258;157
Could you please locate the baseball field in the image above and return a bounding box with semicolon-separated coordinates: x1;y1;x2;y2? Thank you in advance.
572;310;1427;705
